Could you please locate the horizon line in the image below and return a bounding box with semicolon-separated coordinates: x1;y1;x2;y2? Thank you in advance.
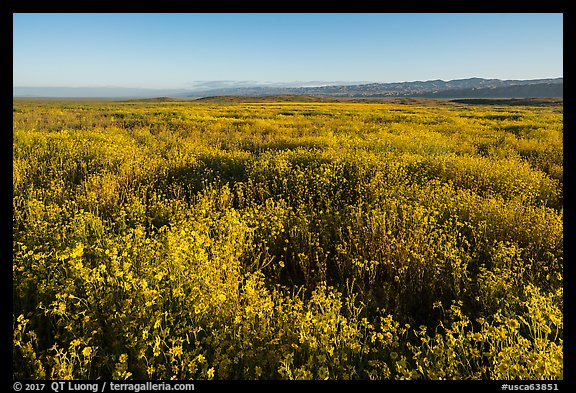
13;76;564;90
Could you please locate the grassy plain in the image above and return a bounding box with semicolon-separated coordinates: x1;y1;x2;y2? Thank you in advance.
13;98;563;379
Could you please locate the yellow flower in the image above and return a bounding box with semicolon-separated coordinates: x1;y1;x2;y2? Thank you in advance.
147;366;155;376
70;243;84;258
170;346;183;357
472;332;483;341
207;367;215;379
509;319;520;330
153;337;161;357
82;347;93;357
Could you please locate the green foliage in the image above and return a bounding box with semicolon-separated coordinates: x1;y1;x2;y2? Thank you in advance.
13;100;562;379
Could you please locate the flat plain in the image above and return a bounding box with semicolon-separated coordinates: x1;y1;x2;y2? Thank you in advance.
13;98;563;380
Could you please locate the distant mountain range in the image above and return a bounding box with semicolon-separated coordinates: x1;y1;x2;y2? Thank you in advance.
183;77;563;99
13;77;563;99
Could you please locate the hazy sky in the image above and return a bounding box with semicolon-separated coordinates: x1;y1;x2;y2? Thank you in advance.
13;13;563;88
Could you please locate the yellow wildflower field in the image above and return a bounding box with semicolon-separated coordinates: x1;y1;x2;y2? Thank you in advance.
13;98;562;380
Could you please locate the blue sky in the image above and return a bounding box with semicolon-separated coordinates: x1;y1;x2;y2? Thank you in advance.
13;13;563;88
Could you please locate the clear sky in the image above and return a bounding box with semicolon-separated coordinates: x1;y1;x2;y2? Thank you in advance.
13;13;563;88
